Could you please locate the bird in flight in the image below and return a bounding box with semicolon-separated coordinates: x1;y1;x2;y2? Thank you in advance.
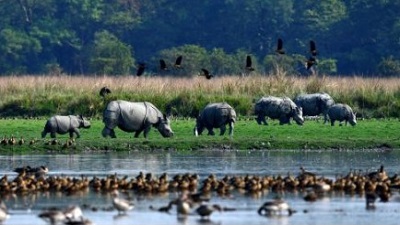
136;63;146;76
200;69;213;79
310;40;318;56
245;55;255;72
159;59;168;71
174;55;183;69
275;38;285;55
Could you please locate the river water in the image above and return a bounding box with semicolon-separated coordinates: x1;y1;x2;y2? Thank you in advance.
0;149;399;225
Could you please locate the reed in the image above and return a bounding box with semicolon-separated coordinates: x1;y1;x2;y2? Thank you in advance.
0;74;399;118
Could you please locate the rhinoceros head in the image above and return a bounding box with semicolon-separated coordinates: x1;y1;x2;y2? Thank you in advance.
349;111;357;126
79;115;91;128
292;106;304;125
156;114;174;138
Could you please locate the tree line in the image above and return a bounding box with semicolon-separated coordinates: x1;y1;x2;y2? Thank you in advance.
1;0;400;76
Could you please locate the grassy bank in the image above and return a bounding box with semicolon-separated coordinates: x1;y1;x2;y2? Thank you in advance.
0;74;400;118
0;118;398;152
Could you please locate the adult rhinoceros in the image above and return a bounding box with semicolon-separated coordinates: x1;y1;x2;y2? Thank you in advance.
254;96;304;125
294;92;334;124
41;115;91;138
102;100;174;138
194;102;236;137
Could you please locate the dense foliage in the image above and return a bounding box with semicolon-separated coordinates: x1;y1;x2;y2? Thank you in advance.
1;0;400;76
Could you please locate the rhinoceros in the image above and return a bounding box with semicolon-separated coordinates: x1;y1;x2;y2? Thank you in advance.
254;96;304;125
41;115;91;138
294;92;335;124
327;103;356;126
194;102;236;137
102;100;173;138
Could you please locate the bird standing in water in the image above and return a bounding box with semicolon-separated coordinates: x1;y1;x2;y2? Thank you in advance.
111;190;135;214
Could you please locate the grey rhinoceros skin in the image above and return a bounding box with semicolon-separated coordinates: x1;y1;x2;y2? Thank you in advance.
194;102;236;137
41;115;91;138
254;96;304;125
294;92;334;124
327;103;357;126
102;100;173;138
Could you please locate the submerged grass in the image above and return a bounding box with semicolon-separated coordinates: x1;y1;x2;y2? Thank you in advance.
0;118;398;152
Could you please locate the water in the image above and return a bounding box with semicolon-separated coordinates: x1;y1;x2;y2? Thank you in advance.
0;149;399;225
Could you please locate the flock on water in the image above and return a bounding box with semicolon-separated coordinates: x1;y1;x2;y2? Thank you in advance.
0;164;397;224
135;38;319;77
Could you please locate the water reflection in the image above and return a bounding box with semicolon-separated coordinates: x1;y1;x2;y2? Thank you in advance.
0;149;399;225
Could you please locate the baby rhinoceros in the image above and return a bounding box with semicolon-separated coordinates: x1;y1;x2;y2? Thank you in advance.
327;103;356;126
42;115;91;138
194;102;236;137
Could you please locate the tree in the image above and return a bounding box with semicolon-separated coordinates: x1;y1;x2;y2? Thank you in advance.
89;30;134;75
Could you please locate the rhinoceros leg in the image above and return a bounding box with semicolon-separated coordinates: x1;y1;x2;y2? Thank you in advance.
41;130;48;138
50;131;57;138
102;128;116;138
256;114;268;125
330;120;335;126
70;128;80;138
134;130;142;138
143;125;153;138
228;122;234;137
207;128;215;136
279;116;288;125
219;125;226;136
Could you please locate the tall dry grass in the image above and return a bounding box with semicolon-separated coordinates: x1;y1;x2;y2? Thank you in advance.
0;73;400;118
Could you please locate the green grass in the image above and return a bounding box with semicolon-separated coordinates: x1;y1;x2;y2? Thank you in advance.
0;118;398;152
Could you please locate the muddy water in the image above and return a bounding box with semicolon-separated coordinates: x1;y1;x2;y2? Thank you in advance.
0;149;399;225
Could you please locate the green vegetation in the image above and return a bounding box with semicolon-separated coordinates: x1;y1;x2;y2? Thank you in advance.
0;118;398;152
0;1;400;75
1;75;400;119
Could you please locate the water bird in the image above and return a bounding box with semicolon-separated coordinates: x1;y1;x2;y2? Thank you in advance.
38;208;67;225
14;165;49;178
64;218;94;225
275;38;285;54
111;190;134;214
8;135;16;145
0;201;10;223
159;59;168;71
195;203;222;220
136;62;146;76
0;136;7;145
18;136;25;145
310;40;318;56
168;193;193;217
174;55;183;69
258;196;294;216
245;55;255;72
303;191;318;202
63;205;83;221
200;69;214;79
367;164;388;181
365;192;377;210
99;86;111;98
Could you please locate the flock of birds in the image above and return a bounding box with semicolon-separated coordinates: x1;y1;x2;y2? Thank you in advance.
134;38;319;78
0;164;397;224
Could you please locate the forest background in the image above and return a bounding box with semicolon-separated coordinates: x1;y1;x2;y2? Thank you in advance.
1;0;399;76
